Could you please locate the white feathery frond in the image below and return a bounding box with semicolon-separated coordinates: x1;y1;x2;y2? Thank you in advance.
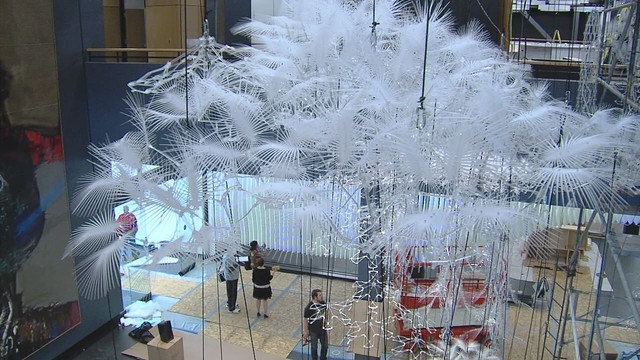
74;236;127;299
86;132;149;175
379;131;432;182
532;166;622;209
191;139;247;173
586;109;640;141
528;131;625;208
457;204;533;234
124;93;155;137
72;176;127;216
64;212;120;258
540;134;618;168
232;19;296;40
252;141;304;173
510;103;569;132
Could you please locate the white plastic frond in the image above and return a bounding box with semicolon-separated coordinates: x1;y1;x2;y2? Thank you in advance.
396;211;456;237
64;213;120;258
533;166;623;209
540;134;618;168
457;204;533;234
90;131;149;171
74;236;127;300
511;104;569;132
191;140;246;172
390;134;431;181
72;176;127;216
252;141;304;171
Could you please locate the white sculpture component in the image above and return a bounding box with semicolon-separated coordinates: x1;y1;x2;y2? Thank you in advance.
64;1;640;358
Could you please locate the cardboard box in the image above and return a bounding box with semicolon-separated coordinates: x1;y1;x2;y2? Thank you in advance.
348;299;388;357
579;338;617;360
147;336;184;360
559;225;585;250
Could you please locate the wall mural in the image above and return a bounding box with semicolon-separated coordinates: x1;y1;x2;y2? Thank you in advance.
0;15;81;358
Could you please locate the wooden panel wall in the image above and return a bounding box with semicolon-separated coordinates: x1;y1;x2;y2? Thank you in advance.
0;0;60;128
103;0;121;61
125;8;146;61
145;0;204;62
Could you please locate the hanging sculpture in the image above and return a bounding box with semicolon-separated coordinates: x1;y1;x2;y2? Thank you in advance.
64;0;640;358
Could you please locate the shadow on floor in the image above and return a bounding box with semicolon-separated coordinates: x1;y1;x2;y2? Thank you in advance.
287;339;354;360
64;326;137;360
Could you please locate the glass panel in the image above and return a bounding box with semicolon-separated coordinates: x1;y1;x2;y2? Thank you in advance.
115;201;152;307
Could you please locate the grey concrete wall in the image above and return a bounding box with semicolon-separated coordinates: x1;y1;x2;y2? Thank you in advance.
598;236;640;319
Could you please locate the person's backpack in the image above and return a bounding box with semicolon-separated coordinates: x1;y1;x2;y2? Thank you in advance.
128;321;154;344
245;250;255;270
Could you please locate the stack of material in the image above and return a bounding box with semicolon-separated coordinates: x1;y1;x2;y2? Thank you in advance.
121;300;165;327
579;338;618;360
523;225;601;267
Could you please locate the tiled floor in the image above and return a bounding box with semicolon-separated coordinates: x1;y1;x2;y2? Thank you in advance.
114;267;362;359
79;249;640;360
69;326;138;360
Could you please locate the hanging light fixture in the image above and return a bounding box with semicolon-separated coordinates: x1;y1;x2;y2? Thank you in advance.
370;0;379;47
415;101;427;130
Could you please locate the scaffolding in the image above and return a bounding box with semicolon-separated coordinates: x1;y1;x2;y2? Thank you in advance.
572;6;640;355
578;0;640;114
537;204;640;359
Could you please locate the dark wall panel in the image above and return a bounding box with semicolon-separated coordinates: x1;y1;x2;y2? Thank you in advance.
28;1;125;359
224;0;251;46
512;11;588;41
445;0;502;45
85;62;160;144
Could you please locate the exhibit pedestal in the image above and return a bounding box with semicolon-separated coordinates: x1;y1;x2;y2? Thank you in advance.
147;336;184;360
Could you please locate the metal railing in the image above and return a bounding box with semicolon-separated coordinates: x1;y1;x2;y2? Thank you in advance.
86;48;187;62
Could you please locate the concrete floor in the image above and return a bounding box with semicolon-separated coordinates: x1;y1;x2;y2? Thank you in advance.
100;266;359;359
71;245;640;360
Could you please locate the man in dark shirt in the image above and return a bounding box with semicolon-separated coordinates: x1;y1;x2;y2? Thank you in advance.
303;289;328;360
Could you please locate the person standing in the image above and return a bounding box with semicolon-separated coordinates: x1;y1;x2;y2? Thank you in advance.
252;256;276;318
223;251;240;313
303;289;329;360
116;205;138;242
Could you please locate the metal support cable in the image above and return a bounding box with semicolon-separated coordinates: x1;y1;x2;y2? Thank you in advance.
624;0;640;113
587;152;618;358
414;6;431;130
569;292;581;360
